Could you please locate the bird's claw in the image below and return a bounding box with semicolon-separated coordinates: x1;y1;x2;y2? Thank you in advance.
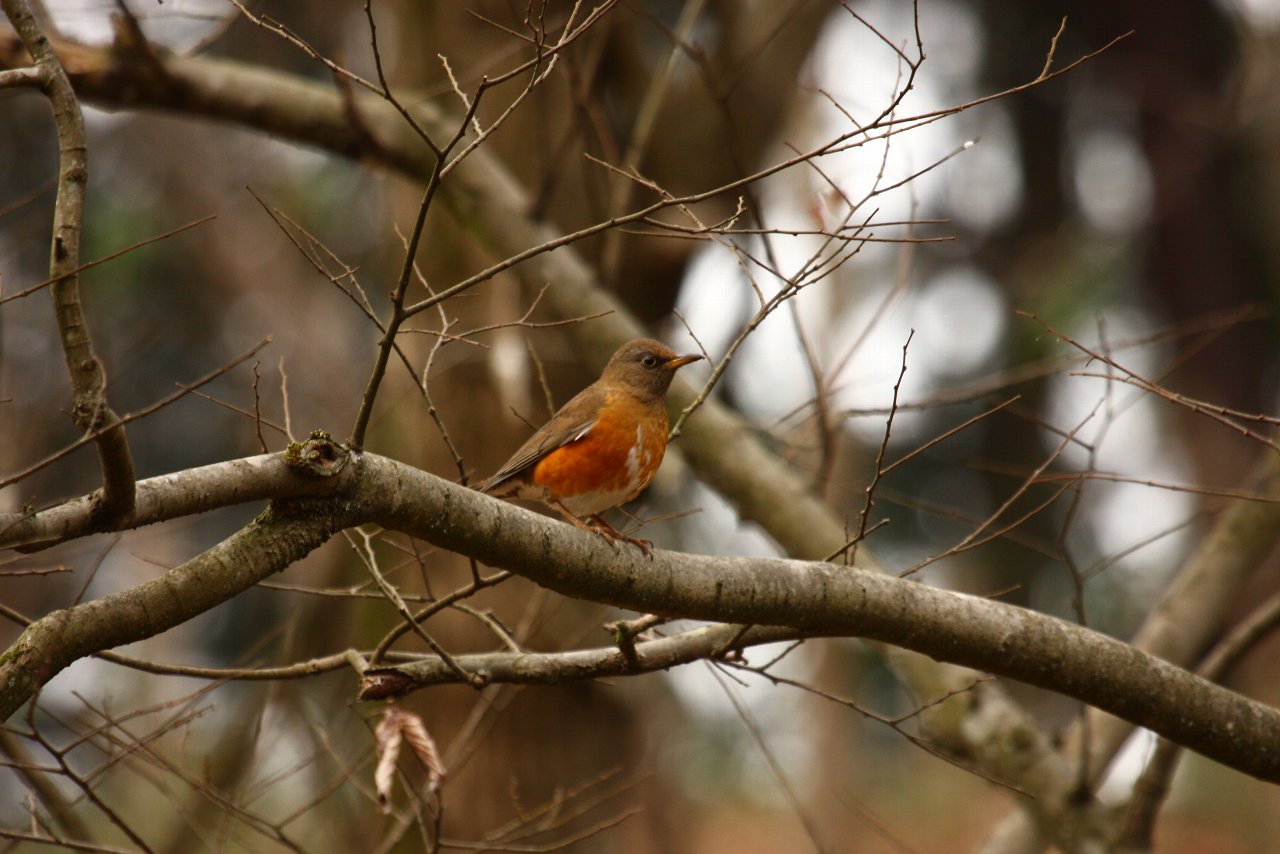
587;516;653;559
616;532;654;559
586;527;650;560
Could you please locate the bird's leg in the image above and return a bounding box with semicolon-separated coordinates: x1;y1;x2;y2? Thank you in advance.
588;514;653;559
548;501;622;550
546;501;653;558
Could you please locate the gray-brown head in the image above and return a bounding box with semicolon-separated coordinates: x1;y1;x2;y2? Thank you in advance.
599;338;703;403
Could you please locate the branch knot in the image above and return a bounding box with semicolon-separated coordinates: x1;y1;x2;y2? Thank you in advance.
284;429;349;478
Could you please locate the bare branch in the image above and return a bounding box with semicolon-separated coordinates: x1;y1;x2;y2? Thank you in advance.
2;0;136;522
4;451;1280;786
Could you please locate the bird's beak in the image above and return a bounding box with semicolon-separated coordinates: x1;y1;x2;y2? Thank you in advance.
664;353;704;370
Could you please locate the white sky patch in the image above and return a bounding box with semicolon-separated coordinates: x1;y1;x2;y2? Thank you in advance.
729;317;819;422
1041;310;1194;578
1219;0;1280;29
818;282;937;445
921;0;985;82
1072;129;1154;234
800;1;962;226
944;106;1023;232
669;240;751;358
42;0;113;43
489;332;532;414
81;104;132;133
671;0;1001;450
1096;728;1158;804
913;266;1008;378
1042;308;1164;464
1090;478;1193;581
47;0;232;48
23;654;118;715
666;481;781;558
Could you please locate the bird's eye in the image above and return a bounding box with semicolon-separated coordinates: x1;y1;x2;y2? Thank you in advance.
641;354;659;368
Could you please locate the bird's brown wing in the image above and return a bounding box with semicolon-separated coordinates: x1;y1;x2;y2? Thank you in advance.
480;418;595;492
480;386;601;493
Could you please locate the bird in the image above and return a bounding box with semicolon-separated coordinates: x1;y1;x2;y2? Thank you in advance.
479;338;703;556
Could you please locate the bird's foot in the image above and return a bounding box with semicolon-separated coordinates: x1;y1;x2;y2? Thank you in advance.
589;515;653;558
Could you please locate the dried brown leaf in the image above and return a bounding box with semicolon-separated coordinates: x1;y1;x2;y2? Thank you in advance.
399;708;446;793
373;708;404;813
373;706;447;813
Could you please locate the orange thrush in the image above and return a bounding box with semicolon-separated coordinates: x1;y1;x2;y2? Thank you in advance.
480;338;702;555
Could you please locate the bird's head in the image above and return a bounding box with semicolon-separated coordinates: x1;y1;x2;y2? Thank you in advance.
601;338;703;401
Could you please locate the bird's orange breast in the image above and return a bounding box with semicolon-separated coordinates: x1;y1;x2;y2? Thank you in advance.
531;392;668;516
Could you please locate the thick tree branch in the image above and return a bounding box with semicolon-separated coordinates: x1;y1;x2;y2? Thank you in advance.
1120;588;1280;852
3;448;1280;786
0;509;339;720
0;435;352;717
0;440;354;551
1082;447;1280;771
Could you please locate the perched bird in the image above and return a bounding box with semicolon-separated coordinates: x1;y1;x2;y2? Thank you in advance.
480;338;703;556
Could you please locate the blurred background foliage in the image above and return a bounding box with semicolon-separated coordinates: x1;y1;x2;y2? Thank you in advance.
2;0;1280;851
